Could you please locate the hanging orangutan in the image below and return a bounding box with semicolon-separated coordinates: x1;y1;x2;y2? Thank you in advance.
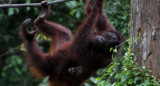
19;0;123;86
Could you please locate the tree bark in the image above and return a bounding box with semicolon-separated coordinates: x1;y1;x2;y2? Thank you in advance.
130;0;160;79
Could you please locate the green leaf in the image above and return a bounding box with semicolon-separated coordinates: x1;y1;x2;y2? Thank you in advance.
121;75;127;82
43;35;47;40
8;8;14;16
134;77;143;83
113;49;117;53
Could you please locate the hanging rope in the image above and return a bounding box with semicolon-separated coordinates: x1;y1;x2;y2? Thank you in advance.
0;0;73;8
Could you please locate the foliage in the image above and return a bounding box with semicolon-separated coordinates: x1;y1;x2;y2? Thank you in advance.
96;39;160;86
103;0;130;38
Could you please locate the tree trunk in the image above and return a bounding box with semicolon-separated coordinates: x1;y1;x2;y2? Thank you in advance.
130;0;160;79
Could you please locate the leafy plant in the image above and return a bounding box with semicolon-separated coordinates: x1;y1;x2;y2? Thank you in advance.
96;39;160;86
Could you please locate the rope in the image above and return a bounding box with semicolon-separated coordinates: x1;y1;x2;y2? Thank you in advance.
0;0;73;8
